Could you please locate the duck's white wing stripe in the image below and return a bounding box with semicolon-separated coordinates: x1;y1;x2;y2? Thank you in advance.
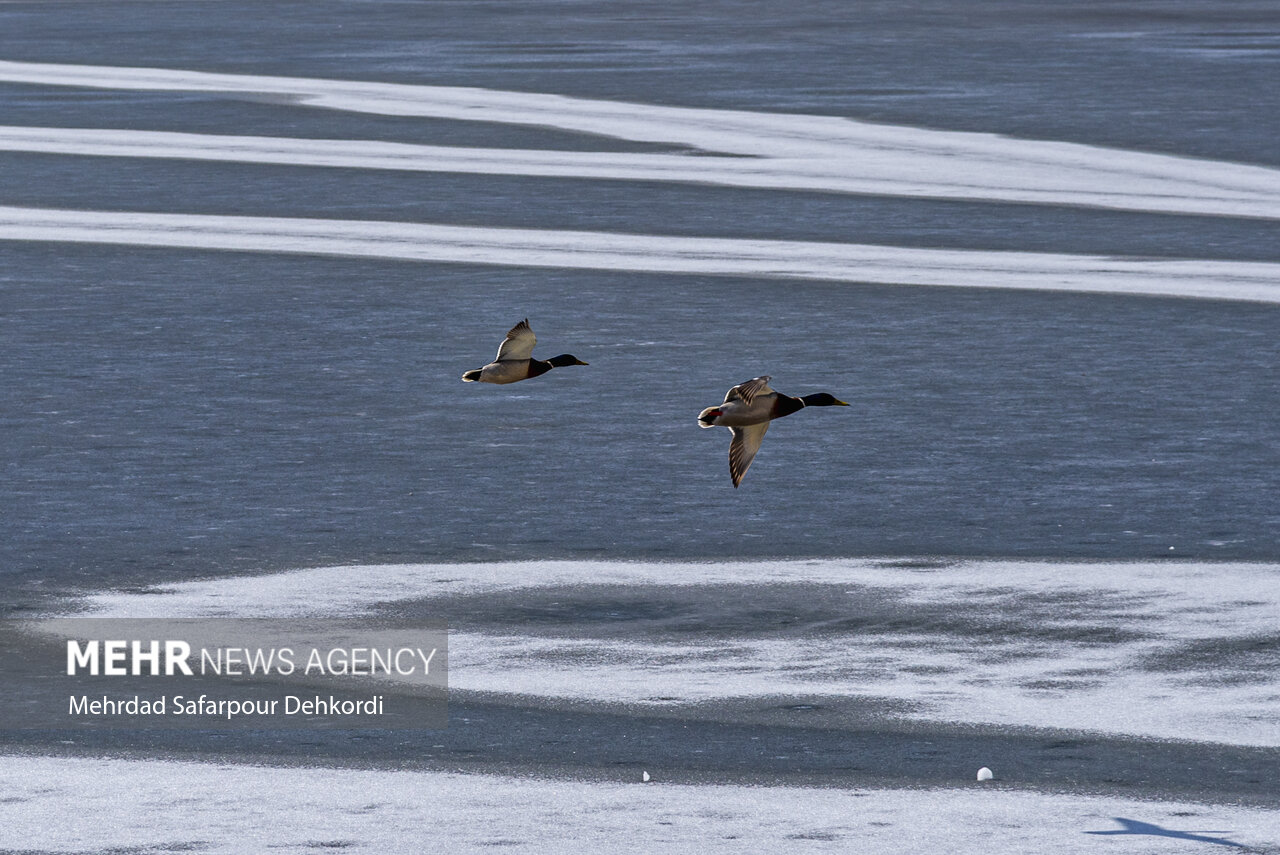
495;318;536;361
729;421;769;487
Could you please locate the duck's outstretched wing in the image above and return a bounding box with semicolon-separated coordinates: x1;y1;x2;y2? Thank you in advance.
728;421;769;487
725;375;772;406
495;319;536;361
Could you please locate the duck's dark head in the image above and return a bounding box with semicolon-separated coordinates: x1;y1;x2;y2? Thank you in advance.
547;354;589;368
801;393;850;407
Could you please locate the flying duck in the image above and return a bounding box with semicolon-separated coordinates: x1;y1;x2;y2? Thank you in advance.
698;375;848;487
461;319;588;384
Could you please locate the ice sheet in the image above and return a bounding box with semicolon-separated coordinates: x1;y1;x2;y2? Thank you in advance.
70;559;1280;745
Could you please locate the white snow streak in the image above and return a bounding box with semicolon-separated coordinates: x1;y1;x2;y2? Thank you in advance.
3;60;1279;302
3;205;1280;302
2;60;1280;218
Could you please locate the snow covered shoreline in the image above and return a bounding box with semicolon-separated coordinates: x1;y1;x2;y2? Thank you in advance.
1;754;1276;854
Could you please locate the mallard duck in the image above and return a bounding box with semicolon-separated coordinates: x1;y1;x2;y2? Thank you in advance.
461;319;588;384
698;375;849;487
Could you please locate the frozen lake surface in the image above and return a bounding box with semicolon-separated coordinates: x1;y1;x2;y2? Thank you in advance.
2;0;1279;851
80;557;1280;747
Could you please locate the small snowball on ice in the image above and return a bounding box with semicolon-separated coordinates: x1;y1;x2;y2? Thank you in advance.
976;767;994;781
642;771;651;783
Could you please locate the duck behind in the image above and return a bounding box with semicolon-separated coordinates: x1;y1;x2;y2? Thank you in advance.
462;319;588;384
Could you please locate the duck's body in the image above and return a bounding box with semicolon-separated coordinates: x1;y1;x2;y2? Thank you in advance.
462;319;587;384
463;355;561;385
698;376;848;487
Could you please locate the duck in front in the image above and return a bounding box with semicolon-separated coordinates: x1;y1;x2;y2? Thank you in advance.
461;319;588;384
698;375;848;487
